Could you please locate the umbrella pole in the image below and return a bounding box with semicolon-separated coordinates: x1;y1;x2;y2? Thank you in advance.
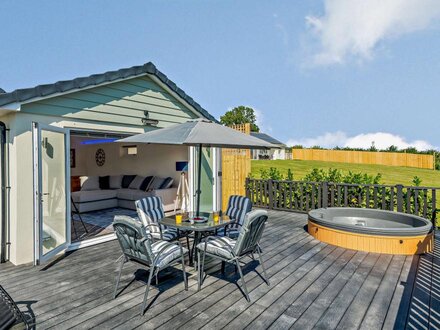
196;144;202;216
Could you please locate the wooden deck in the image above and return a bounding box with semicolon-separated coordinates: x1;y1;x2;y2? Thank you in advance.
1;210;439;329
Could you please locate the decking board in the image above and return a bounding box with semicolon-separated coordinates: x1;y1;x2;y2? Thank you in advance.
1;209;438;329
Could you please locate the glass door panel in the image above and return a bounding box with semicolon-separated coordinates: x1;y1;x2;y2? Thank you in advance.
194;147;214;213
33;123;70;264
41;129;67;254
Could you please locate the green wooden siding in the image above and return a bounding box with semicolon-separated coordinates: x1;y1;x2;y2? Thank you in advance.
21;75;199;127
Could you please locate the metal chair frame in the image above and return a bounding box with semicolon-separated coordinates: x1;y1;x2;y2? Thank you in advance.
113;219;188;316
197;212;269;302
0;285;32;329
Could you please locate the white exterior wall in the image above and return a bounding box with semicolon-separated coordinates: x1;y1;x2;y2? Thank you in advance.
252;148;286;160
273;149;286;160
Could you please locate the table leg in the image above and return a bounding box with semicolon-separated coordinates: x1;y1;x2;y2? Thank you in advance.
191;231;202;268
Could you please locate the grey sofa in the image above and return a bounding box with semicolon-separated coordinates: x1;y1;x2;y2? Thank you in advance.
71;175;177;213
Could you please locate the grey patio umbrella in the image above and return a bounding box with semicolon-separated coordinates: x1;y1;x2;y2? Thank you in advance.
117;119;277;215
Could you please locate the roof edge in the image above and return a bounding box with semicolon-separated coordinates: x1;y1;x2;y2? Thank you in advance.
0;62;217;122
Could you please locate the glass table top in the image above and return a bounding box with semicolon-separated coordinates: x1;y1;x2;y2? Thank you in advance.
160;212;232;231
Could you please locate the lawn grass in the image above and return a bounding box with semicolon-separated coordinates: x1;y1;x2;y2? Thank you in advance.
251;159;440;187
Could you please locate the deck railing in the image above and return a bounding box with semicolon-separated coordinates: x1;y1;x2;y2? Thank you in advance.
245;178;440;226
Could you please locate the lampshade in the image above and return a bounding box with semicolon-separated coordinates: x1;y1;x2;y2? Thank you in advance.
176;161;188;171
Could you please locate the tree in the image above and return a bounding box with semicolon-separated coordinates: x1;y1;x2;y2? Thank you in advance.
385;145;398;152
220;106;260;132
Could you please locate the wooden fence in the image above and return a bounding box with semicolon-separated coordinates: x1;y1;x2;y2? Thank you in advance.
245;178;440;226
292;148;435;169
221;124;251;210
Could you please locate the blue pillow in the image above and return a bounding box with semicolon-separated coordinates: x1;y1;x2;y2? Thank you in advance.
159;177;174;189
121;175;136;188
140;176;154;191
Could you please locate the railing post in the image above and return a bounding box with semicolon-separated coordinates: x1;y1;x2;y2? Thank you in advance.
322;182;328;208
268;179;274;209
432;189;437;229
245;178;250;199
396;184;403;212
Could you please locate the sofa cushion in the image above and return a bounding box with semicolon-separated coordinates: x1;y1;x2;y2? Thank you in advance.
117;188;152;201
122;175;136;188
149;177;165;191
109;175;123;189
99;176;110;189
80;176;100;191
72;189;117;203
128;175;145;190
140;176;155;191
74;199;118;213
159;177;174;189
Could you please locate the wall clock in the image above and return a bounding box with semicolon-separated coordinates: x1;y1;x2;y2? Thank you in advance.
95;148;106;166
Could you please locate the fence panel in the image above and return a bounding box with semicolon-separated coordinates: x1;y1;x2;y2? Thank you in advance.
245;178;440;226
292;148;435;169
221;124;251;210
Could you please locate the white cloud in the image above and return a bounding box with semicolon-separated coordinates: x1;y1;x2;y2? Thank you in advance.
254;108;273;133
286;131;436;150
305;0;440;66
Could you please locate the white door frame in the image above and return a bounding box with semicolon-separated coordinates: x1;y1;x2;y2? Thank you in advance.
212;147;221;212
32;122;71;265
188;146;219;212
189;146;195;212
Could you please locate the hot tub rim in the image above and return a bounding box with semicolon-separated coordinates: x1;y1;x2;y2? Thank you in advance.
308;207;433;237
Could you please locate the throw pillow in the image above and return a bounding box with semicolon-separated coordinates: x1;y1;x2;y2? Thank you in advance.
109;175;123;189
140;176;155;191
159;177;174;189
99;176;110;189
121;175;136;188
80;176;100;191
128;175;145;190
149;177;165;191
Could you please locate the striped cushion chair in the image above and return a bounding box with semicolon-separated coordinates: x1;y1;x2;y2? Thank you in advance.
135;196;180;241
223;195;252;237
197;209;270;302
113;216;188;315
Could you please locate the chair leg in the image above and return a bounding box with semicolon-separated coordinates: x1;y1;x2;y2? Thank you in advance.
257;247;270;286
72;217;78;239
197;250;202;291
141;266;155;316
235;259;250;302
181;253;188;291
113;256;126;299
77;212;88;233
201;247;207;286
221;261;226;274
186;235;191;260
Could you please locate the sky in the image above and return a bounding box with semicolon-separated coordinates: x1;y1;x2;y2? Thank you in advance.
1;0;439;150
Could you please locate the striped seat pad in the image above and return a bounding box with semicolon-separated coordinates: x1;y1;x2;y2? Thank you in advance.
196;236;237;259
151;241;187;268
147;227;180;241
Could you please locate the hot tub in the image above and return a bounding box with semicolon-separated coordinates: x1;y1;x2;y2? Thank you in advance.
308;208;433;255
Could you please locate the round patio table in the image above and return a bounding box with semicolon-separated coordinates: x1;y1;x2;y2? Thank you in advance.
160;212;232;265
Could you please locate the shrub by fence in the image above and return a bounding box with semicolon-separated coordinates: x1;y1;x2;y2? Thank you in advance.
245;178;440;226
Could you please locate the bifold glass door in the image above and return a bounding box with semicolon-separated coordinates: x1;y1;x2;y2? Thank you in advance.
33;123;70;264
191;146;219;213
